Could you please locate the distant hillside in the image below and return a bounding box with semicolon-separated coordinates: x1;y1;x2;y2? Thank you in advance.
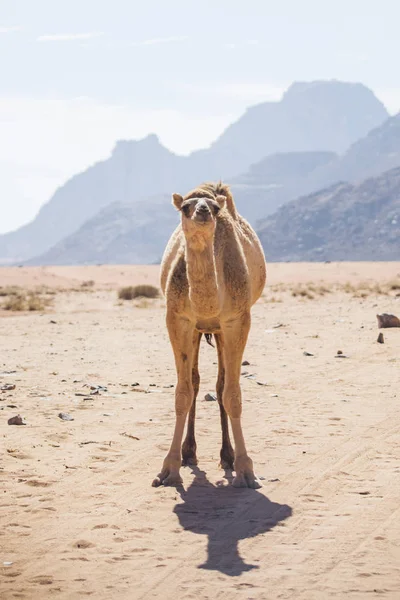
26;114;400;266
27;197;179;266
310;112;400;189
230;151;337;222
0;135;188;264
26;151;337;266
0;80;388;264
201;80;388;176
233;113;400;224
257;167;400;261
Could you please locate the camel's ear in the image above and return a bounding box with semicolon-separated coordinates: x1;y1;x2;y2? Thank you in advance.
172;193;184;211
215;195;226;209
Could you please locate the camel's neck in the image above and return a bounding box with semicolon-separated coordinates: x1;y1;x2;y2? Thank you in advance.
185;236;219;318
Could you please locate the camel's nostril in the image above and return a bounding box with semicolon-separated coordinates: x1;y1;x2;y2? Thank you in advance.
197;205;210;213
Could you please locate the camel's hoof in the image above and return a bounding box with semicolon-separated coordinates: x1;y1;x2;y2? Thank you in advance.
162;474;183;487
232;474;262;489
152;473;183;487
233;455;261;488
152;457;183;487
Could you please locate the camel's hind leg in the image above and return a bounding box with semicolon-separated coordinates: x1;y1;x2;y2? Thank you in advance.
214;333;234;470
182;331;202;466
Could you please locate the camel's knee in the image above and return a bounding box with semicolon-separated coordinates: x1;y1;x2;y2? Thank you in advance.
222;385;242;418
175;384;193;416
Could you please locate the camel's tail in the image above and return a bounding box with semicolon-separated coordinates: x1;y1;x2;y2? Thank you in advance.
205;333;214;347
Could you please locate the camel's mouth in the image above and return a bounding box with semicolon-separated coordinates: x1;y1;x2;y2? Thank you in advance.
193;211;212;224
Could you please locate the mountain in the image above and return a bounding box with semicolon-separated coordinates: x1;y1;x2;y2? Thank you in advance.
25;111;400;266
194;80;389;176
0;80;388;265
26;197;179;266
233;112;400;224
257;167;400;262
26;151;337;266
0;135;192;264
230;150;337;222
309;112;400;189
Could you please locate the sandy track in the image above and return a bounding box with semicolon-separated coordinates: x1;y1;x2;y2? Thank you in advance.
1;263;400;599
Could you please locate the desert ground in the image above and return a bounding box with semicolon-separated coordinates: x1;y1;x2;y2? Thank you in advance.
1;262;400;600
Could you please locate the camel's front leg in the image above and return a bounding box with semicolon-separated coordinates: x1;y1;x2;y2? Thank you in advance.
222;313;261;489
152;315;195;487
181;331;202;466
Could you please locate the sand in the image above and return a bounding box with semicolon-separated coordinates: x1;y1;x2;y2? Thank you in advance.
1;262;400;599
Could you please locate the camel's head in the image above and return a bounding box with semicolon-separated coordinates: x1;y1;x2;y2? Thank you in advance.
172;193;226;238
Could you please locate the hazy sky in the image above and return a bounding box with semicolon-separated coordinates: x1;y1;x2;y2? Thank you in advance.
1;0;400;233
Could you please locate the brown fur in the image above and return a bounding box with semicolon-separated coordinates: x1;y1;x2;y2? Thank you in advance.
184;181;238;219
152;182;267;489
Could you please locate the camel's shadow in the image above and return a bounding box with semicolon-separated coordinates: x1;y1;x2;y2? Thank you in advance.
173;467;292;576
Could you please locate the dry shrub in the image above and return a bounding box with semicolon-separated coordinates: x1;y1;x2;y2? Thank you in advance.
2;290;52;312
389;279;400;291
315;285;331;295
118;285;159;300
81;280;95;288
34;285;57;296
342;282;356;294
27;294;47;311
265;296;283;303
0;285;23;297
291;286;314;300
3;294;26;311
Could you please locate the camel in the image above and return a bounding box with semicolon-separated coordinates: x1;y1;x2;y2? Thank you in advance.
152;182;266;488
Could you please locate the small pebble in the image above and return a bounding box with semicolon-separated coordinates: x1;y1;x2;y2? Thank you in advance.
1;384;16;391
204;393;217;402
8;415;26;425
58;412;74;421
303;351;314;357
90;385;107;395
377;313;400;328
377;333;384;344
241;360;250;366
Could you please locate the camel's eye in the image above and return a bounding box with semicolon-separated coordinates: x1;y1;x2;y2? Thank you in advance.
181;202;192;217
208;200;220;215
